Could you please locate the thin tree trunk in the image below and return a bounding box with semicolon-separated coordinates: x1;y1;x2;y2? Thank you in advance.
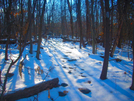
28;0;33;54
77;0;85;49
67;0;74;39
110;0;113;46
91;0;96;54
100;0;110;80
110;0;128;57
100;0;106;47
19;0;23;54
85;0;90;42
60;0;64;36
110;16;123;57
130;18;134;90
5;0;12;60
36;0;46;59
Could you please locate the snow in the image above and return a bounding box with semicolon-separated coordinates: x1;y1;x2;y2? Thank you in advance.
0;38;134;101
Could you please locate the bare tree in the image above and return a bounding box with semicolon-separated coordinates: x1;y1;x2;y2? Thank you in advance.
110;0;113;46
110;0;128;57
19;0;23;54
91;0;96;54
67;0;74;39
85;0;91;42
100;0;106;47
28;0;33;54
77;0;85;48
5;0;12;60
36;0;47;59
130;16;134;90
100;0;110;80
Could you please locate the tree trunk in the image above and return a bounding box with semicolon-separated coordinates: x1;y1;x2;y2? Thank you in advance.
1;78;59;101
100;0;110;80
110;0;128;57
77;0;85;48
5;0;12;60
110;19;123;57
0;71;2;85
19;0;23;54
110;0;113;46
100;0;106;47
36;0;46;59
91;0;96;54
130;19;134;90
60;0;65;37
28;0;33;54
85;0;90;42
67;0;74;39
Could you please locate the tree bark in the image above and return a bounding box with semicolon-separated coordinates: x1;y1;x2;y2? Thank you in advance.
77;0;85;49
85;0;90;42
1;78;59;101
19;0;23;54
110;0;113;46
36;0;46;59
91;0;96;54
100;0;110;80
110;0;128;57
67;0;74;39
60;0;65;37
130;18;134;90
5;0;12;60
100;0;106;47
110;19;123;57
28;0;33;54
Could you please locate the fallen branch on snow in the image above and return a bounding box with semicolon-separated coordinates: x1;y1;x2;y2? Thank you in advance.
1;78;59;101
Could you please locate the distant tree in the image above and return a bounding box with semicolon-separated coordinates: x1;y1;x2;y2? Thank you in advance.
67;0;74;39
28;0;33;54
130;17;134;90
110;0;113;46
110;0;129;57
5;0;12;60
85;0;91;42
19;0;23;54
60;0;66;37
100;0;110;80
100;0;106;47
77;0;85;48
91;0;96;54
36;0;47;59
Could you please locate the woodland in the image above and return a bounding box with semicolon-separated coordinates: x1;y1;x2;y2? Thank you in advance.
0;0;134;101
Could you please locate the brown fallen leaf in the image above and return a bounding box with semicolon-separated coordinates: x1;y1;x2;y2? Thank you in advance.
63;90;68;94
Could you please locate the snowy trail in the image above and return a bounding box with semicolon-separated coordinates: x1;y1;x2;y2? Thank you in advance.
46;39;95;101
44;39;134;101
0;38;134;101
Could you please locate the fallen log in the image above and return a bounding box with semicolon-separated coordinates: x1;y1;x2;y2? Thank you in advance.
1;78;59;101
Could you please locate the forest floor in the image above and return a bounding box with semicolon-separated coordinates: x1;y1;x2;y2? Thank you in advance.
0;38;134;101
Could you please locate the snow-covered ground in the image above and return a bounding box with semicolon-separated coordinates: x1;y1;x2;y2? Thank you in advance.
0;38;134;101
